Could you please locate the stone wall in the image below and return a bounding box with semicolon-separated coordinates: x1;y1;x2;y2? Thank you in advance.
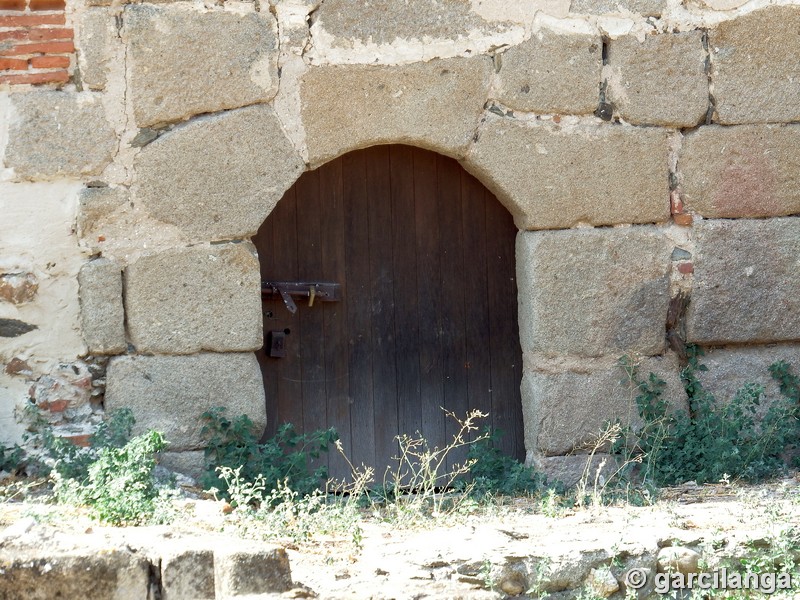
1;0;798;477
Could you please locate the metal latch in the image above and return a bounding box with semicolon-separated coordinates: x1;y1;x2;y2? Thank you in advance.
261;281;341;314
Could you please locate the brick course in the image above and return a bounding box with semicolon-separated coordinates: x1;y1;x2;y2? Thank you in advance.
0;0;72;86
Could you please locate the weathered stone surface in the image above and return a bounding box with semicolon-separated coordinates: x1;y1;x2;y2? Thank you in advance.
657;546;700;574
77;185;129;238
159;450;205;480
133;104;304;241
587;567;620;597
124;243;261;354
535;453;618;488
497;30;602;115
162;546;215;600
522;354;686;456
516;227;671;357
465;119;669;230
694;345;800;413
0;272;38;305
78;258;126;355
570;0;665;16
710;5;800;124
311;0;510;45
607;32;707;127
76;8;116;91
125;3;279;127
214;544;293;597
0;548;150;600
4;92;116;180
105;353;266;450
680;124;800;219
300;56;492;166
686;218;800;344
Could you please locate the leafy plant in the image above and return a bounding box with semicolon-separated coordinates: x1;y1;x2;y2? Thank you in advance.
200;407;338;502
64;430;173;525
0;444;24;475
616;349;800;486
464;427;543;497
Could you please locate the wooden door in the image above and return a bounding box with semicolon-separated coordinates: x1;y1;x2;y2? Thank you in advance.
253;145;523;482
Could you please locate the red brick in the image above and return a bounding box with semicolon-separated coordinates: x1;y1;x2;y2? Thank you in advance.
0;28;72;43
29;0;65;10
0;14;65;25
0;57;27;70
29;54;68;68
673;213;694;226
0;0;26;10
670;190;683;214
47;399;69;412
0;69;68;84
0;40;74;55
30;27;72;41
64;434;91;447
677;262;694;275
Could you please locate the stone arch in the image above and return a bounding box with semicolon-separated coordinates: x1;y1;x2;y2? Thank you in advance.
120;85;680;478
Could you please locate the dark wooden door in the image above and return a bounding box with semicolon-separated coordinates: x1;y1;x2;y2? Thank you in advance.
253;145;523;481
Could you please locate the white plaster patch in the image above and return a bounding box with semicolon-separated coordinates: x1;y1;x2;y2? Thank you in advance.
0;182;87;372
470;0;571;22
0;377;29;446
307;22;526;65
533;13;598;35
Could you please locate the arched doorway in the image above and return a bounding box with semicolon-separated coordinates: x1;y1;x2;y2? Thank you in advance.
252;145;523;480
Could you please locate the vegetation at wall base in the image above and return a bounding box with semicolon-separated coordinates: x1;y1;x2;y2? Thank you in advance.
29;408;177;526
200;406;338;503
461;427;545;497
616;347;800;487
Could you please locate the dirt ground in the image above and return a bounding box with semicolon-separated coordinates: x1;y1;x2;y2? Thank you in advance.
1;476;799;599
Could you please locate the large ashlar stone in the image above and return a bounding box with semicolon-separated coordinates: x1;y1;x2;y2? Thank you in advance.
0;547;150;600
516;227;671;358
709;5;800;124
694;345;800;416
133;105;304;241
607;31;708;127
4;92;116;180
569;0;665;17
686;218;800;344
300;56;492;166
522;354;687;457
680;124;800;219
125;243;262;354
78;258;126;355
161;546;215;600
311;0;512;45
496;29;602;115
214;544;293;597
465;119;669;230
124;3;279;127
76;8;116;91
105;353;267;450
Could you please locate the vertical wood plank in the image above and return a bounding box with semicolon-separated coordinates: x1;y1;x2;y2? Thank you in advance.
484;189;525;460
319;157;352;478
413;147;445;457
294;168;329;471
270;184;304;435
390;145;422;450
343;149;376;472
461;169;493;438
366;145;400;477
436;153;469;472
